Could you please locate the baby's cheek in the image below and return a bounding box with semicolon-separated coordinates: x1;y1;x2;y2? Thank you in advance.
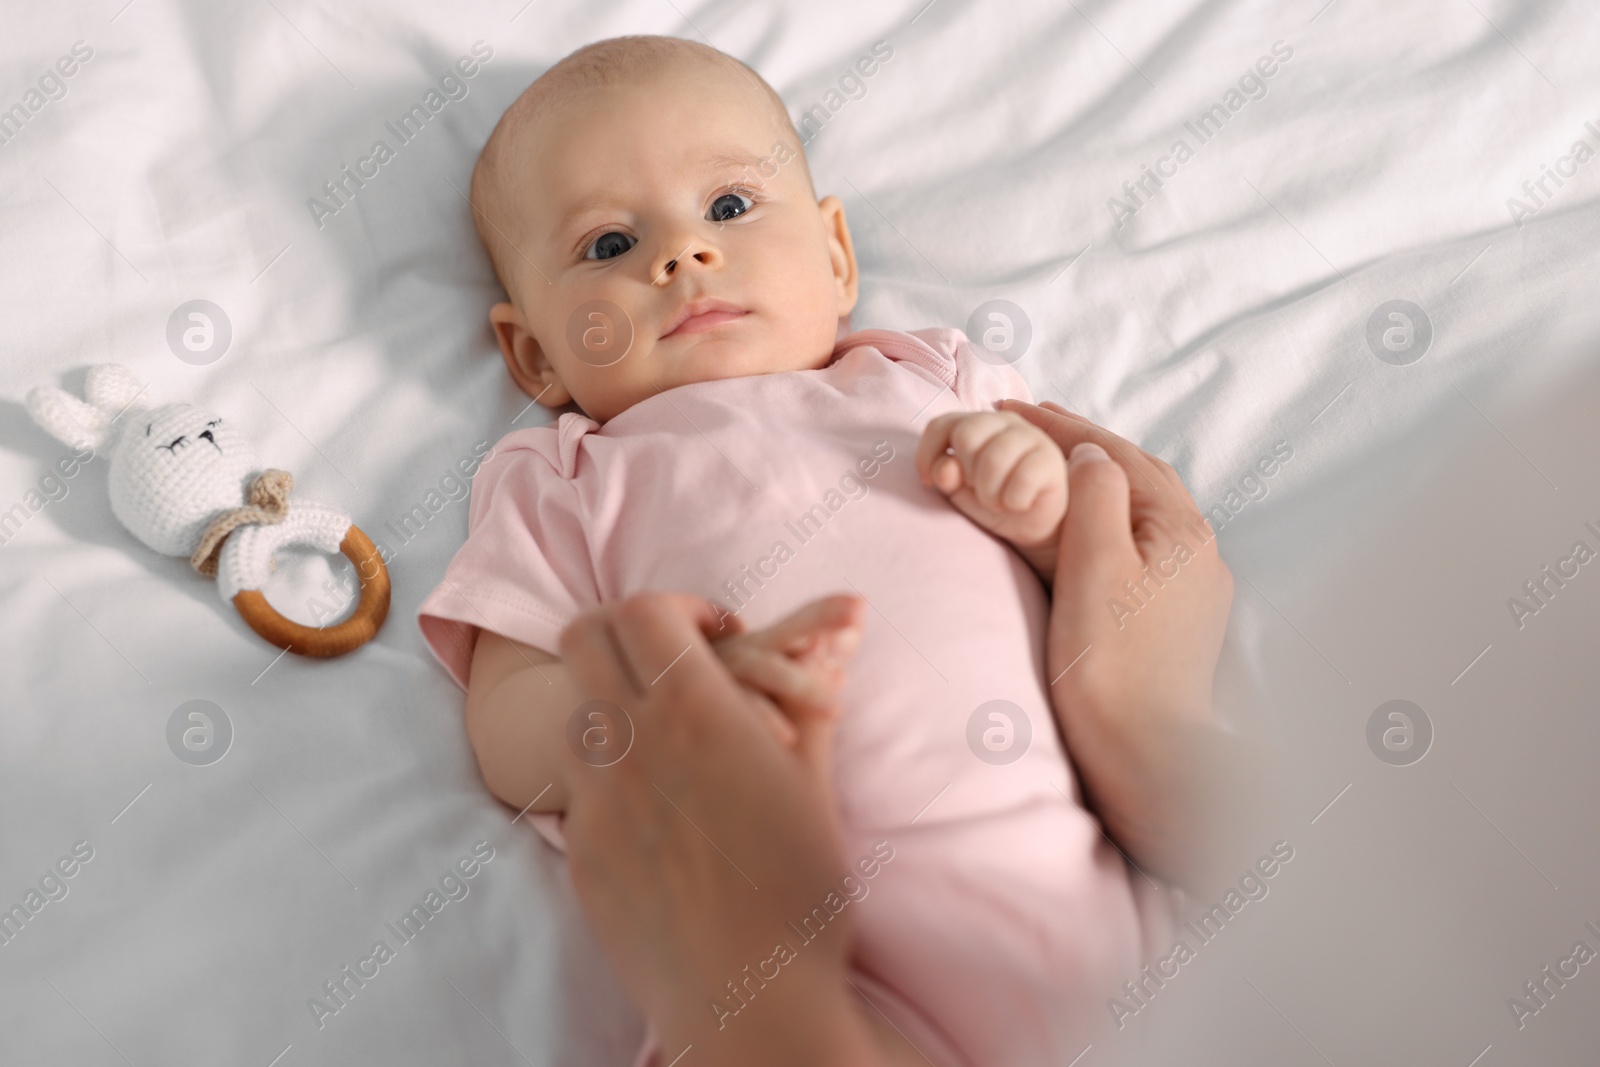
769;263;848;366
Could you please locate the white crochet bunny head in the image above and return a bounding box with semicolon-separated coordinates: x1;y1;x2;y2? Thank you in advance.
27;365;260;557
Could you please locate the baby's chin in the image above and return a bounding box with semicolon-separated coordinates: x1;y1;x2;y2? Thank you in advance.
590;337;834;420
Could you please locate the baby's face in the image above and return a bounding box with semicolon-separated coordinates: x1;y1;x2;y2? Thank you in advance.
489;65;859;423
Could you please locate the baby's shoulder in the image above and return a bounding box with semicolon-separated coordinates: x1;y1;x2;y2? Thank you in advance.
834;325;1028;404
479;411;600;484
834;326;968;383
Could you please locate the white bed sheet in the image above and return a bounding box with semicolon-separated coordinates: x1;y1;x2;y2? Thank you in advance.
2;0;1597;1063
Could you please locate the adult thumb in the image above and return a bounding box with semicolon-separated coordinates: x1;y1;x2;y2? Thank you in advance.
792;712;838;792
1055;442;1138;585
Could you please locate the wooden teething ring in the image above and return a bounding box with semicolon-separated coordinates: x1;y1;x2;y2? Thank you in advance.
231;524;391;658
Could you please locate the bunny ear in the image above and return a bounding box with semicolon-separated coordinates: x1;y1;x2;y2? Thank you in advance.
27;385;114;451
85;364;149;415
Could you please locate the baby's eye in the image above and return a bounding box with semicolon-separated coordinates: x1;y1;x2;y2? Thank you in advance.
707;192;754;223
585;232;636;260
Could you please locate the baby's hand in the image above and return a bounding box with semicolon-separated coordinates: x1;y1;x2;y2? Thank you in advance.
916;409;1067;580
712;595;866;751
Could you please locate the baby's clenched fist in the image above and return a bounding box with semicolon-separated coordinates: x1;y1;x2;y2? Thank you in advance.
916;409;1066;580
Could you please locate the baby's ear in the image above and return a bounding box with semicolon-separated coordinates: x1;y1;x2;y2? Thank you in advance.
818;195;860;317
489;301;571;407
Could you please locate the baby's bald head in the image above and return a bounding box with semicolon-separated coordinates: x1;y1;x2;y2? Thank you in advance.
470;35;810;290
472;34;857;424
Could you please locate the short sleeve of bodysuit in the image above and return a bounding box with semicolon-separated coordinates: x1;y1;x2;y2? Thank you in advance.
417;413;603;689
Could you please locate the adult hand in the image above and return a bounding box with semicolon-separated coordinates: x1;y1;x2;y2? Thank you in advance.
999;399;1271;897
712;593;866;754
557;592;885;1067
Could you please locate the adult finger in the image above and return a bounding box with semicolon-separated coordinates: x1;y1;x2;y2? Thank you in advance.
742;596;863;786
723;644;842;726
1000;399;1187;501
1004;399;1196;508
1000;399;1213;571
742;683;800;748
709;600;748;639
747;594;865;659
792;710;839;791
1055;442;1141;583
612;592;727;689
559;610;647;703
561;593;735;715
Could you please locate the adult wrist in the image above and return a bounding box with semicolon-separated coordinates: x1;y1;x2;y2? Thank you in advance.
659;974;882;1067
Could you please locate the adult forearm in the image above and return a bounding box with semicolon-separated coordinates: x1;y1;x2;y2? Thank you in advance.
1061;697;1271;900
656;978;894;1067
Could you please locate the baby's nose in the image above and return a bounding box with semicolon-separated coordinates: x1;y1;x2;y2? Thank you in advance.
651;241;719;284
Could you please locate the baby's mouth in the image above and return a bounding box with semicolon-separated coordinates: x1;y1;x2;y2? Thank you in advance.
660;299;748;339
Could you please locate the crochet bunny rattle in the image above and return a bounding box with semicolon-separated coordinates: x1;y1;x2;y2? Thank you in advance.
27;365;389;657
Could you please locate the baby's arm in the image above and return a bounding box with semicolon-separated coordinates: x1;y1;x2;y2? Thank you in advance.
465;632;582;814
463;596;866;816
916;409;1068;581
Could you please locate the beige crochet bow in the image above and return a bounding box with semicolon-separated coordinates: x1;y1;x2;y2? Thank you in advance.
191;469;294;577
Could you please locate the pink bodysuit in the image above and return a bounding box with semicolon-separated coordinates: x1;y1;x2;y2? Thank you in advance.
419;327;1175;1066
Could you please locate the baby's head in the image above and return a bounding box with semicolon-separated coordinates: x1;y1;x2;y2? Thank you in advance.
473;36;860;423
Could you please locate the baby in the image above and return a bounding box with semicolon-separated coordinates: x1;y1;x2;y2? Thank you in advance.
419;35;1170;1067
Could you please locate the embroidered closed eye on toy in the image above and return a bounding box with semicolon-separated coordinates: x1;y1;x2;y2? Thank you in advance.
27;365;389;657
